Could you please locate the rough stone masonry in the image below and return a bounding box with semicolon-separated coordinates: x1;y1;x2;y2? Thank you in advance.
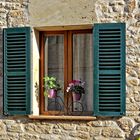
0;0;140;139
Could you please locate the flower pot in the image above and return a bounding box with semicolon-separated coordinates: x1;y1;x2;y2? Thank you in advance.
72;92;81;101
48;89;57;98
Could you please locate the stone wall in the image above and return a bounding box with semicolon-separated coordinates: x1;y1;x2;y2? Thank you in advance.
0;0;140;140
0;117;139;140
0;0;29;27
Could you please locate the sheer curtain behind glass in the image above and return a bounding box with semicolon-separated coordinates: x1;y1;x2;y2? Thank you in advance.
73;33;93;114
44;35;64;111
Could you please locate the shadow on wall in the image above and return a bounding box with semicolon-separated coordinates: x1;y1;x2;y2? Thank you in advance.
0;29;3;115
35;82;39;106
129;123;140;140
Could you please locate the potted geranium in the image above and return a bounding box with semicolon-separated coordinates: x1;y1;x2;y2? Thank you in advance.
66;80;85;101
44;76;61;98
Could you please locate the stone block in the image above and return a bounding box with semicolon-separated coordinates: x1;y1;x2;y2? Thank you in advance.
23;123;36;133
88;121;102;127
69;131;90;139
51;129;61;135
125;0;136;13
7;124;23;133
9;10;24;17
76;126;90;131
90;127;102;137
135;13;140;20
102;127;124;138
134;117;140;123
19;133;39;140
127;69;138;77
88;120;117;127
0;134;10;140
117;117;135;132
126;103;140;111
5;2;21;10
101;121;118;127
0;121;6;134
58;123;76;130
127;77;139;86
5;0;22;2
93;136;124;140
126;111;140;117
134;95;140;102
3;120;16;126
39;134;51;140
7;132;19;139
24;123;52;134
36;125;52;134
0;2;5;8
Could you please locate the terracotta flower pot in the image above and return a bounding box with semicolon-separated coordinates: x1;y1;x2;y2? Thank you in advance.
72;92;81;101
48;89;57;98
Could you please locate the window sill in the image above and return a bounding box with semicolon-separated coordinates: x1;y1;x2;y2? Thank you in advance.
28;115;96;121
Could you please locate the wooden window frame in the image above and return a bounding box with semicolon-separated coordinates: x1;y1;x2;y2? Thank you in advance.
40;29;92;115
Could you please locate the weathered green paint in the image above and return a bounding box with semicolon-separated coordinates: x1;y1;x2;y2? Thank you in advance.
3;27;32;115
93;23;126;116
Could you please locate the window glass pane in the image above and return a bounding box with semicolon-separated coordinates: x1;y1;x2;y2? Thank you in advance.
73;33;93;114
44;35;64;112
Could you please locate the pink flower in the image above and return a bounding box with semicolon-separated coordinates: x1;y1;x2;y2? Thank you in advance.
66;79;85;94
69;83;74;87
66;87;70;92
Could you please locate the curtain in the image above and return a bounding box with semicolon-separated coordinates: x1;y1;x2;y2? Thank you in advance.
44;35;64;111
73;33;93;113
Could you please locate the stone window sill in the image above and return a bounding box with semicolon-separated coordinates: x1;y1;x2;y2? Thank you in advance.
28;115;96;121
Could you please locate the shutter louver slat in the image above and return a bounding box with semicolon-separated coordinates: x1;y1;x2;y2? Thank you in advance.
4;27;31;115
93;23;126;116
99;27;121;113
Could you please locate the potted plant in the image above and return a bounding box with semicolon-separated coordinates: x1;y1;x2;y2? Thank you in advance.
44;76;61;98
66;80;85;101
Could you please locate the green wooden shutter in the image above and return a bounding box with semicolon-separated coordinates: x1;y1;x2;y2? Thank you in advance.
93;23;125;116
3;27;32;115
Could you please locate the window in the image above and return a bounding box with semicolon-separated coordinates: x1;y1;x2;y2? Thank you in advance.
3;23;126;117
40;30;93;115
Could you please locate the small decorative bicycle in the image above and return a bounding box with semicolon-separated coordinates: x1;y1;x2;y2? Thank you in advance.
48;92;84;116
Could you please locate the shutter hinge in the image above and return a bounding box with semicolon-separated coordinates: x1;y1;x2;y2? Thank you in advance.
4;112;9;116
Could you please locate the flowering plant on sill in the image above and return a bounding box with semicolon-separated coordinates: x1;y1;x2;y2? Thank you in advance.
66;80;85;94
